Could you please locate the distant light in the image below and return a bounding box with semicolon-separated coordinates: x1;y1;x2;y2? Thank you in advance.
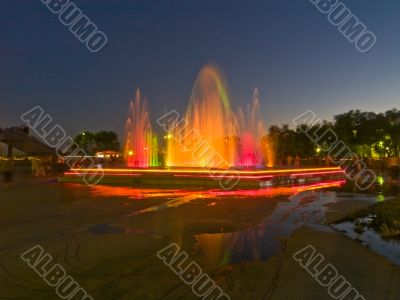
167;134;172;139
316;147;321;153
128;150;133;156
82;132;86;136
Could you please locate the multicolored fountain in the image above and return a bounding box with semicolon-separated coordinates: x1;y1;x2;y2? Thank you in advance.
123;66;273;169
236;88;274;167
124;89;158;167
165;65;273;168
60;65;346;189
166;66;236;168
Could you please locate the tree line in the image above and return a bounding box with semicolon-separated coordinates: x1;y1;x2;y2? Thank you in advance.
268;109;400;162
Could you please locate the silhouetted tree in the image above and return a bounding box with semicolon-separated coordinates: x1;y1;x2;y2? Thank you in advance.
74;131;120;155
74;132;96;154
94;131;120;152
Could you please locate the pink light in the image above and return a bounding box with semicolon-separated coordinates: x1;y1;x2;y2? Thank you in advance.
64;172;142;177
69;167;342;175
173;174;274;179
65;169;343;179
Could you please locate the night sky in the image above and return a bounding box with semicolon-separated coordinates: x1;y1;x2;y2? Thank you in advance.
1;0;400;140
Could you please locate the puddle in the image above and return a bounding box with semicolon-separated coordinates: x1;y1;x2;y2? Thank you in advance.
86;184;395;267
332;221;400;266
196;191;383;265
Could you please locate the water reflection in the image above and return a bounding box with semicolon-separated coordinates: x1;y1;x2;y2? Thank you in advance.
67;181;397;267
82;181;368;265
86;181;345;201
196;191;382;265
332;221;400;266
84;181;345;218
88;186;187;200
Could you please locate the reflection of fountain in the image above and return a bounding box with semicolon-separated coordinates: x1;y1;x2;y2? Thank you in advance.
124;89;158;167
166;65;272;168
196;190;338;265
195;191;384;266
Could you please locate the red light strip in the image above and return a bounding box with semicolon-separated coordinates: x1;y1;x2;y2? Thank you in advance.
173;174;274;179
64;172;141;177
65;169;344;179
290;170;345;176
69;167;342;176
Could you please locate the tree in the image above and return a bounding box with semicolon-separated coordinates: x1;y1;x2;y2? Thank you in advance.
333;110;364;149
294;124;316;158
94;131;120;152
383;109;400;156
74;131;120;155
74;132;96;155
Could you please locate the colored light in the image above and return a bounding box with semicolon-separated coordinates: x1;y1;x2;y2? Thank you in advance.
124;89;158;167
70;166;342;175
165;66;273;169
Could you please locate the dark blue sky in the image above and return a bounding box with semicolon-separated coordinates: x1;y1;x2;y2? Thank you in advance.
1;0;399;139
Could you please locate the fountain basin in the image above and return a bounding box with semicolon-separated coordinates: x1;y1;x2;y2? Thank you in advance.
59;167;345;189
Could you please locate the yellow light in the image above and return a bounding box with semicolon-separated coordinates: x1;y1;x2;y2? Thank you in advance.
316;147;321;153
128;150;133;156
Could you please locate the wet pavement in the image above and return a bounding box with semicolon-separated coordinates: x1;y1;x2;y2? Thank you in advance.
0;179;399;299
